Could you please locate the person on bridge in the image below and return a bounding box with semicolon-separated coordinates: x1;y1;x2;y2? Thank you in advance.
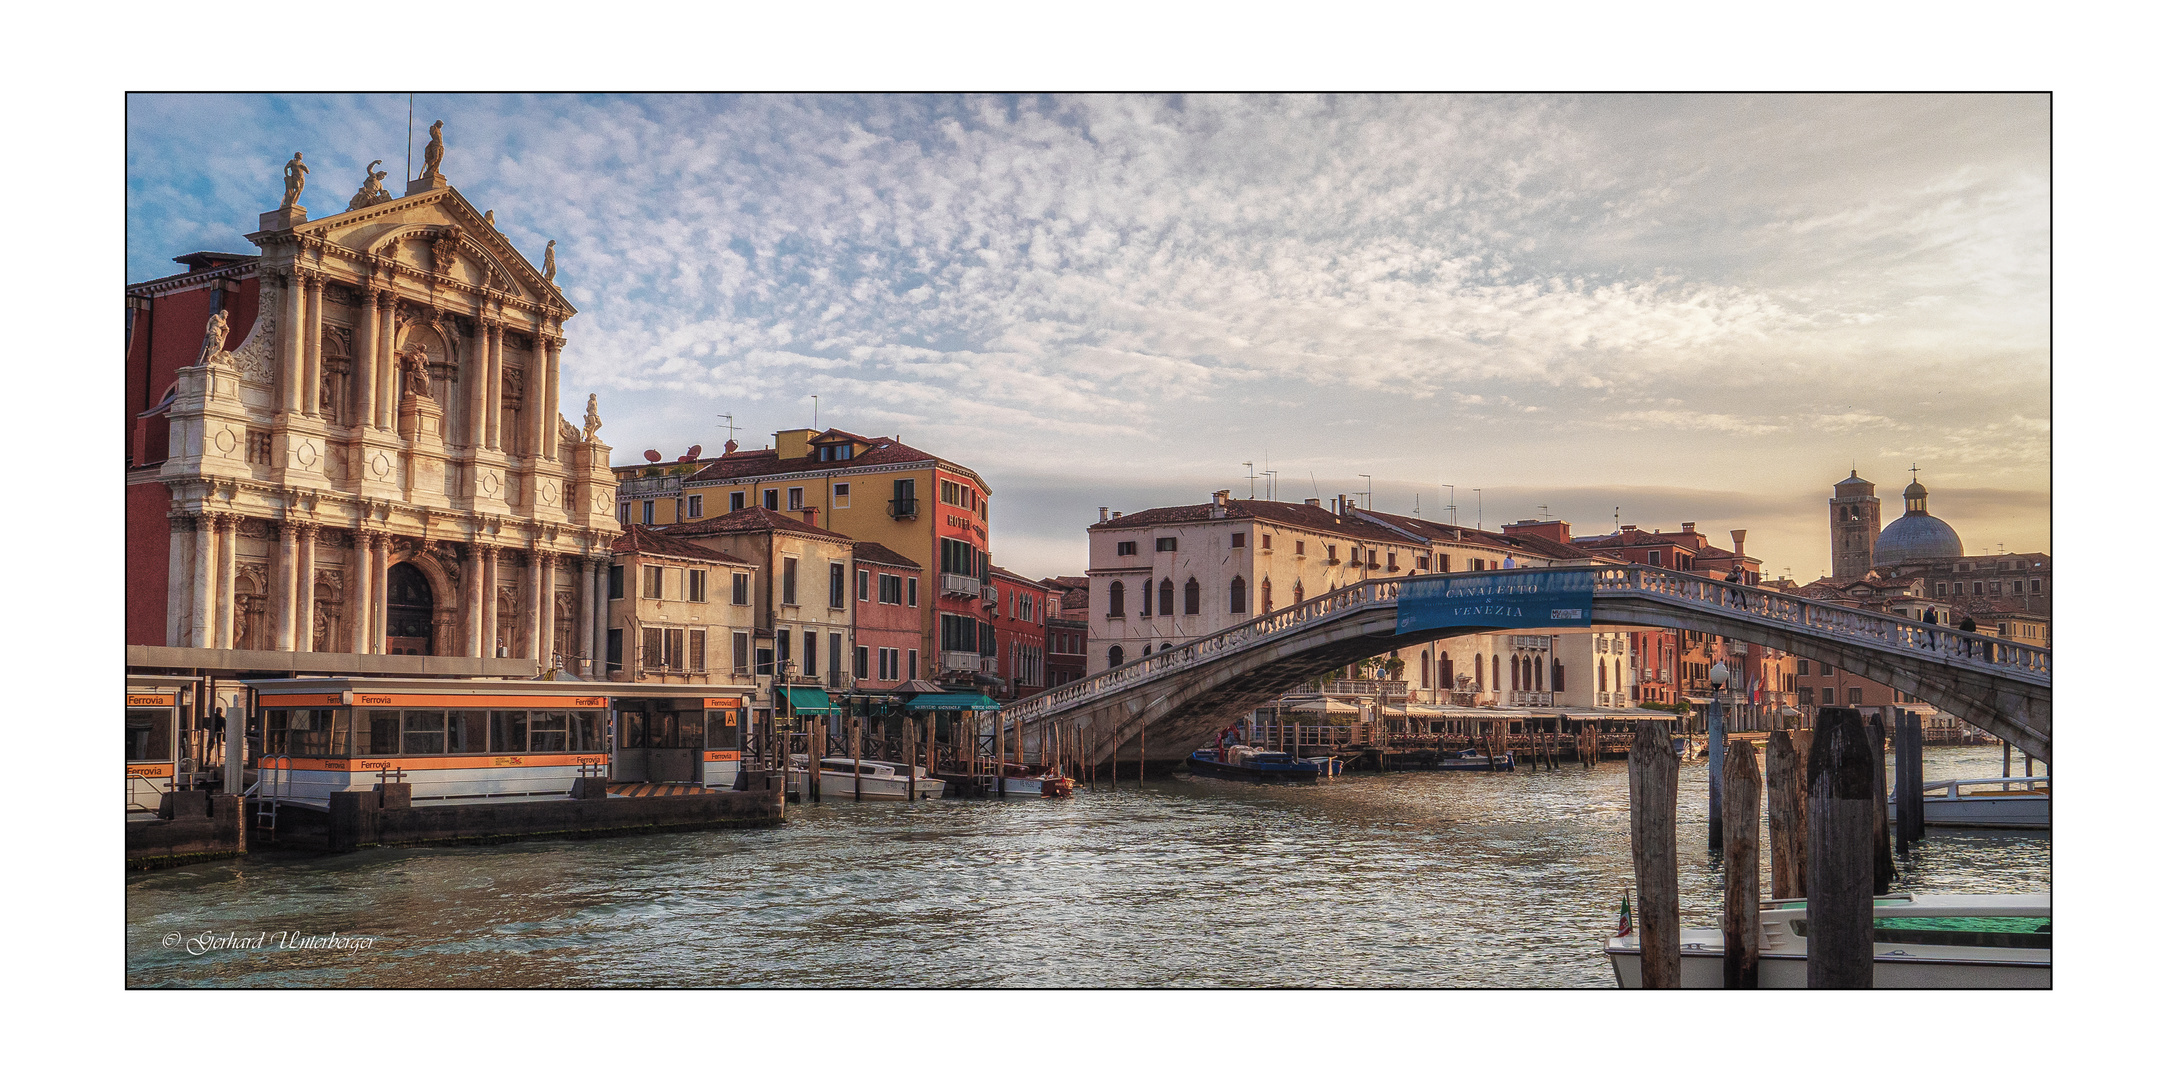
1959;615;1979;659
1922;607;1940;650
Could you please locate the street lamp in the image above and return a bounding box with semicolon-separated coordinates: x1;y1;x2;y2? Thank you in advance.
1707;661;1730;853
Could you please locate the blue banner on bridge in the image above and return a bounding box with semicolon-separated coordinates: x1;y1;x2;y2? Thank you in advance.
1396;570;1596;633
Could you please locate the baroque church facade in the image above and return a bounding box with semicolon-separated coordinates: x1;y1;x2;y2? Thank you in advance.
124;130;621;676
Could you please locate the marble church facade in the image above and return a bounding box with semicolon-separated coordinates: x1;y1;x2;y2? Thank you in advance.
124;140;621;676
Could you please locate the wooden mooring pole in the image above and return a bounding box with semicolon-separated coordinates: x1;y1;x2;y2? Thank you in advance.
1628;719;1680;988
808;719;822;803
1894;710;1924;853
992;715;1005;798
850;715;862;802
1722;740;1761;989
1766;730;1806;900
1806;707;1876;988
1866;714;1893;894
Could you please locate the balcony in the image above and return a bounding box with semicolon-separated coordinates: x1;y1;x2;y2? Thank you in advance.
1323;679;1408;698
940;650;980;673
1510;635;1552;650
1509;691;1554;707
979;655;999;678
888;497;919;520
981;584;999;609
940;573;981;598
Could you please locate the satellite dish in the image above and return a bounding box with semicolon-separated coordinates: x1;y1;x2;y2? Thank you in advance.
687;444;702;457
643;449;662;463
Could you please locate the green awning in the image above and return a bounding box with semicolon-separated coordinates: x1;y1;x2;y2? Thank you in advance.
782;687;838;714
904;692;1002;712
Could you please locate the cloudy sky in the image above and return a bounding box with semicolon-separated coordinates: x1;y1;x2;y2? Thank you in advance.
127;93;2050;581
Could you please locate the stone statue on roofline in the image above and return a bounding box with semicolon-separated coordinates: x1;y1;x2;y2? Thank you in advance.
542;240;557;283
280;152;308;209
349;160;392;210
199;309;231;366
583;393;603;442
418;120;446;182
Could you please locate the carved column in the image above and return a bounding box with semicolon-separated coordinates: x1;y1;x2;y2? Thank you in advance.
354;290;378;431
465;320;490;450
351;530;374;654
536;552;558;667
482;546;501;657
275;522;299;651
213;515;239;651
372;533;393;653
523;550;544;662
167;514;194;647
542;335;563;462
279;269;306;416
595;556;613;679
463;542;484;657
303;271;325;418
577;555;599;678
188;515;216;649
296;524;318;652
376;298;399;430
484;324;503;450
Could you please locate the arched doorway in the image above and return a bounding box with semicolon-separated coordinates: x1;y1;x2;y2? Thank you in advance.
386;562;435;655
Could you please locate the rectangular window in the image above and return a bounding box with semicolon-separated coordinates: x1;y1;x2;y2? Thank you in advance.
732;572;749;605
1796;658;1810;675
642;565;664;599
1294;540;1306;556
830;563;847;609
608;564;625;600
892;478;917;518
1990;580;2002;594
802;630;818;677
401;710;446;755
733;632;749;673
1329;545;1339;563
857;568;871;601
1156;537;1177;552
688;629;706;672
1117;541;1138;556
529;711;569;753
855;645;870;679
833;482;851;508
828;633;843;687
1936;582;1950;597
643;627;665;670
1262;534;1273;550
1648;550;1662;567
907;649;918;679
674;498;684;522
688;569;707;603
880;573;903;604
907;576;918;606
641;500;655;526
776;631;790;672
788;487;804;510
1231;533;1246;548
1387;552;1398;571
665;628;685;669
1799;686;1814;706
1954;582;1965;595
730;491;746;512
764;489;779;510
758;645;775;677
618;502;630;525
1437;554;1450;573
688;494;703;518
2012;579;2024;593
606;628;622;673
2031;578;2043;593
783;558;798;605
1848;687;1864;705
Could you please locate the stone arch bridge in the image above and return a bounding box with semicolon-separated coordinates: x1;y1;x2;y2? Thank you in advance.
1000;567;2051;772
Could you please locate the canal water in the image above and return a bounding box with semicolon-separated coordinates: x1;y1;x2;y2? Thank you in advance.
126;744;2048;988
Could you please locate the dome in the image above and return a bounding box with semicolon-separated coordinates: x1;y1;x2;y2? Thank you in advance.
1903;480;1927;500
1875;511;1962;566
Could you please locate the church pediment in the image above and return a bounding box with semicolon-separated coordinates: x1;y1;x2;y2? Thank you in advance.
274;186;572;316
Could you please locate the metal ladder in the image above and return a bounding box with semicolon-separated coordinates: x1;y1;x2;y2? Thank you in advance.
244;755;290;835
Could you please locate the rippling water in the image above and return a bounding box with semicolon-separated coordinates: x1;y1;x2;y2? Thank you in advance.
126;744;2048;987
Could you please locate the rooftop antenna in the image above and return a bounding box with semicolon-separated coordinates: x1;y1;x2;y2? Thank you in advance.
716;412;738;444
1444;483;1457;526
1357;474;1373;510
405;94;414;183
1265;470;1279;502
1414;493;1422;518
812;395;819;429
1615;506;1622;534
1537;503;1550;519
1309;471;1320;500
1474;488;1482;530
1244;461;1255;500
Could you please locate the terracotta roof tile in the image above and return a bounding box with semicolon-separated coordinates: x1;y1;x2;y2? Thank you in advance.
671;435;988;489
850;541;920;569
610;525;755;564
660;505;856;543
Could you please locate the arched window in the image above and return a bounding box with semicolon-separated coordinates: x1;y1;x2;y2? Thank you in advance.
1140;578;1152;617
1158;579;1174;616
1108;645;1124;666
1535;656;1545;691
1292;579;1304;605
1599;659;1608;692
1421;651;1432;687
1184;577;1200;615
1261;577;1273;613
1474;653;1484;688
1142;644;1152;657
1440;651;1453;688
1510;654;1521;691
1230;575;1247;614
1108;580;1125;618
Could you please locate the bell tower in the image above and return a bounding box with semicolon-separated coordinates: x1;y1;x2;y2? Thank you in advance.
1829;470;1880;580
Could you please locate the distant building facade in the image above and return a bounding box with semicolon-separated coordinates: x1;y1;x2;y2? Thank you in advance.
607;525;757;685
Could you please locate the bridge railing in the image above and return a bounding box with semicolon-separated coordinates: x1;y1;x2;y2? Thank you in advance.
1590;566;2050;684
1002;578;1403;728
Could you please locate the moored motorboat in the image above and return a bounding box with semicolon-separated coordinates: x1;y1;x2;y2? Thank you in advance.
787;755;947;801
1188;745;1342;780
1890;776;2050;829
979;762;1075;797
1433;748;1514;771
1606;892;2051;988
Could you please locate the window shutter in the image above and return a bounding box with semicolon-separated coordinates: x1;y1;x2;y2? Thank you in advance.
641;627;663;671
689;630;706;672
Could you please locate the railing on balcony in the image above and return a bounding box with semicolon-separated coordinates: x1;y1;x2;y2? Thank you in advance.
982;584;999;609
940;573;981;598
888;497;919;520
1510;635;1552;650
980;655;999;678
1510;691;1554;707
617;475;682;497
940;650;980;673
1323;679;1409;698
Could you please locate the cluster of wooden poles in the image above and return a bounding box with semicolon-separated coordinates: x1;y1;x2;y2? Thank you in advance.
1628;705;1914;989
781;712;1134;800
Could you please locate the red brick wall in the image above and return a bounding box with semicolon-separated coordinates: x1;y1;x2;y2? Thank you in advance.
129;277;259;466
852;564;926;689
126;480;174;646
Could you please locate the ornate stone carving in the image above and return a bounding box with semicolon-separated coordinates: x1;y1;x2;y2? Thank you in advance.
325;282;360;307
403;345;432;397
280;152;309;210
349;160;392;211
225;310;278;385
558;416;580;447
582;394;602;442
418;121;446;183
503;365;526;402
199;310;231;367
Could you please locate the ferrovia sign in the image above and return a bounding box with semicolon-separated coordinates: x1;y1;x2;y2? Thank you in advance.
1395;570;1597;633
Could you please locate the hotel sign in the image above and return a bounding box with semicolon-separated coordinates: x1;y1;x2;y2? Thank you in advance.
1396;571;1596;633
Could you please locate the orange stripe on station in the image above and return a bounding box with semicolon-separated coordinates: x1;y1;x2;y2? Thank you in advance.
127;694;177;707
127;763;176;778
271;754;607;772
704;750;743;762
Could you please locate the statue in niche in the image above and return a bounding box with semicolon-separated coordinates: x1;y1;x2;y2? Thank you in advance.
199;310;230;366
280;152;309;209
582;394;602;441
404;347;432;397
418;120;446;182
542;240;556;283
349;160;391;210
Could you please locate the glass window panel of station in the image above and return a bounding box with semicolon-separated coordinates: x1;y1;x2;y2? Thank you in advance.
491;710;529;754
529;711;571;752
446;710;487;753
402;710;448;755
367;710;401;754
569;711;604;752
126;708;172;761
707;709;742;748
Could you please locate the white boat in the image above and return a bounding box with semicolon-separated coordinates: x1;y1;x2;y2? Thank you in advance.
1607;892;2050;988
1891;776;2050;829
787;755;947;801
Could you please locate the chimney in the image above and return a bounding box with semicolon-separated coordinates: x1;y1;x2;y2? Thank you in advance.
1621;525;1636;532
1730;529;1747;556
802;507;818;527
1681;522;1697;533
723;439;739;455
1305;498;1320;506
1111;511;1122;519
1098;507;1110;523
